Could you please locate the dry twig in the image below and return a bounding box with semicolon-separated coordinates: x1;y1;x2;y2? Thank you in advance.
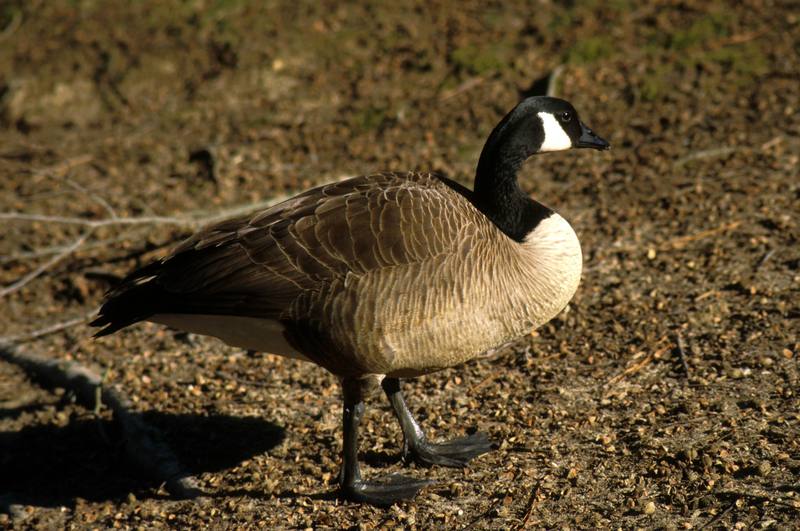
700;502;736;529
755;249;775;271
673;146;739;168
0;231;91;298
676;332;690;377
0;188;308;297
0;310;98;343
605;344;670;388
658;220;742;251
1;231;141;264
439;77;485;101
514;478;543;530
546;65;565;98
0;191;305;230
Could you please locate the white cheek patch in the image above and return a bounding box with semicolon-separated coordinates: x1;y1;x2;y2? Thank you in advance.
537;112;573;152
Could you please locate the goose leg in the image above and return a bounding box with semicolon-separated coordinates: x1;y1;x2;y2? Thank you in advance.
339;378;432;506
382;377;493;468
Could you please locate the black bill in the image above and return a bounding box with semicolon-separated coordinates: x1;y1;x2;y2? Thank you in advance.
576;122;610;150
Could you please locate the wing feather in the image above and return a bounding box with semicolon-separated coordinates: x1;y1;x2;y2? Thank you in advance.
94;172;483;332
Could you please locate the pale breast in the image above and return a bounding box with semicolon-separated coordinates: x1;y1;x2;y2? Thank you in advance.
349;212;582;377
515;212;583;327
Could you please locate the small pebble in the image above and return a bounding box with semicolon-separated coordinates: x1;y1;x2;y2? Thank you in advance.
644;501;656;515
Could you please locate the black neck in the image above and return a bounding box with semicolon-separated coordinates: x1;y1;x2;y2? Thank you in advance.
471;121;551;242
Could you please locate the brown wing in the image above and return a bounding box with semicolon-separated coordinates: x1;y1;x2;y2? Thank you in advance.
92;172;480;334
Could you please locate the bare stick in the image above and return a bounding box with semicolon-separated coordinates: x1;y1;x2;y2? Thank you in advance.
605;345;670;388
0;213;191;228
700;502;736;529
30;154;95;177
0;309;97;343
755;249;775;271
0;191;301;229
0;341;201;499
0;231;91;299
0;178;349;298
659;220;742;251
514;479;543;530
439;76;485;101
673;146;739;168
1;174;353;233
676;332;690;377
546;65;565;98
61;175;118;219
1;231;140;264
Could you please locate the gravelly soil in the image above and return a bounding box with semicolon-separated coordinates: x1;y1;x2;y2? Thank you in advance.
1;1;798;529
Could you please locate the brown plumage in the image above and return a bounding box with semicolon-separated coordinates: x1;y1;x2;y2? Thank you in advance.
93;171;579;377
93;96;609;506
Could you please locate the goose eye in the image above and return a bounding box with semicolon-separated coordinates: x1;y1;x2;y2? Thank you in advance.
559;111;572;123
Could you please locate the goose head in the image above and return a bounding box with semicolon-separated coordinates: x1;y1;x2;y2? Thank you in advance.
479;97;609;168
532;97;610;152
473;96;609;241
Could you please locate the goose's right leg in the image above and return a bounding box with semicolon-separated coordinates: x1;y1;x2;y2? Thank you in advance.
339;377;432;506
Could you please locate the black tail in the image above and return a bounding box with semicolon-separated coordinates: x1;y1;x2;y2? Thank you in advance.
91;279;167;337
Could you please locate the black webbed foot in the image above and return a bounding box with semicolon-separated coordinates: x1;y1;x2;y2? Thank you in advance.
406;431;493;467
341;474;433;507
382;378;495;468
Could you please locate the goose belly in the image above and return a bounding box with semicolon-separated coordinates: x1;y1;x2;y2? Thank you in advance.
151;314;310;362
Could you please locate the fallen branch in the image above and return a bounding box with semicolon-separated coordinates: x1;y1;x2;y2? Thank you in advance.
0;231;91;298
0;310;97;343
0;212;191;228
61;174;118;219
673;146;739;168
31;154;95;178
0;187;317;231
717;489;800;511
1;231;140;264
0;341;201;500
658;220;742;251
676;332;690;378
0;186;313;298
755;249;775;271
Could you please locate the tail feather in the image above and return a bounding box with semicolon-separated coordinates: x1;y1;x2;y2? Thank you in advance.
91;281;167;337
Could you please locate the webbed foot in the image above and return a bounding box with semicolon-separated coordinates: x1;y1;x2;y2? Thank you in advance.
341;474;433;506
407;431;493;467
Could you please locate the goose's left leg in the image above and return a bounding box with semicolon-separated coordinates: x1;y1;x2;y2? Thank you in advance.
382;377;493;467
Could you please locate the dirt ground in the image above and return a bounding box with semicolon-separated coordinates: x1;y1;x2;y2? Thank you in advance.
1;0;798;528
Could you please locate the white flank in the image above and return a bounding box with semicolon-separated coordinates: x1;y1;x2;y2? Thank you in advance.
537;112;573;152
151;314;310;361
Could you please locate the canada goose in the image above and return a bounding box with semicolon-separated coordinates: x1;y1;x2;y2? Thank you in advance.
92;96;609;506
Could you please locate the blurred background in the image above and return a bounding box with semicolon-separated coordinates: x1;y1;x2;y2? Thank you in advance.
1;0;798;528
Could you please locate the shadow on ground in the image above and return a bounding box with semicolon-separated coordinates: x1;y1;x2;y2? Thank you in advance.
0;408;285;508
